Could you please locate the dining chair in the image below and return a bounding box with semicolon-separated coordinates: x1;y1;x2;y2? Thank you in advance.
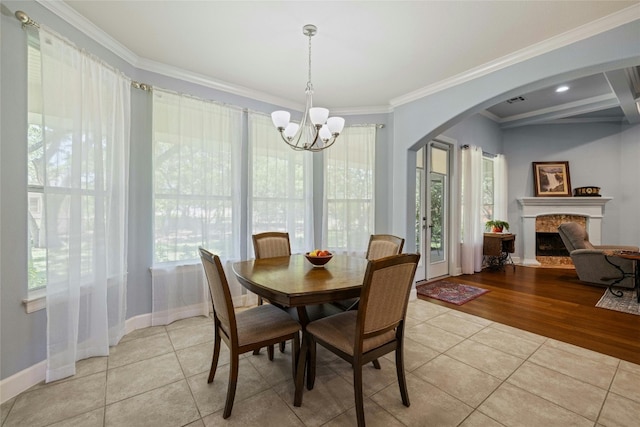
252;231;292;356
366;234;405;260
333;234;405;312
199;247;301;419
294;253;420;426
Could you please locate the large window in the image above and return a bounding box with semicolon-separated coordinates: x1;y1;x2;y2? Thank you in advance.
152;90;242;263
324;125;376;253
27;36;46;290
247;113;313;254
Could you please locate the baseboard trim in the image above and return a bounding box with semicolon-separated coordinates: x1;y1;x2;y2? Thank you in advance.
0;313;152;404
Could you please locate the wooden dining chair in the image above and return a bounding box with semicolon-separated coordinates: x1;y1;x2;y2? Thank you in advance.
294;253;420;426
199;247;301;419
333;234;405;312
366;234;405;261
252;231;292;357
252;231;292;261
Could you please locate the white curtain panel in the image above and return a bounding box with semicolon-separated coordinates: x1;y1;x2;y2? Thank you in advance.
323;125;376;256
493;154;509;221
461;145;484;274
40;28;130;382
247;113;314;255
151;89;243;322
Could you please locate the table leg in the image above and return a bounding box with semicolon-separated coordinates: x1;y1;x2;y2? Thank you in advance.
295;306;316;391
635;260;640;303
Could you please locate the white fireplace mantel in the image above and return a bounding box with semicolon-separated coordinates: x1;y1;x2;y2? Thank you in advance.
517;197;612;266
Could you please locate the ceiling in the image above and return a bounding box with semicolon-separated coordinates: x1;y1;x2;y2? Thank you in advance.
42;1;640;126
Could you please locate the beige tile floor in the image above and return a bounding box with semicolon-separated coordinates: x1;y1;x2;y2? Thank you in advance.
2;299;639;427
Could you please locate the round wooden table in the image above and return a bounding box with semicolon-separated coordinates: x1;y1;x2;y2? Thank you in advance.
232;253;368;324
233;253;369;389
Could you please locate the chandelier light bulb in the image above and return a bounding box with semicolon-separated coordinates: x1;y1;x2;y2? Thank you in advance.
284;123;299;139
319;125;332;141
271;111;291;129
327;117;345;134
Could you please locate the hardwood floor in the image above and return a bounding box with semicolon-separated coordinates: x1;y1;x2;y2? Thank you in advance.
417;265;640;365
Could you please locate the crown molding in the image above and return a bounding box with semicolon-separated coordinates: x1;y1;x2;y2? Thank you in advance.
135;58;305;111
499;94;619;128
478;110;501;122
36;0;138;65
390;4;640;108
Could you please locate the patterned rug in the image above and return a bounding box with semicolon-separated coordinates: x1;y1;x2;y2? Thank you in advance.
416;280;490;305
596;288;639;316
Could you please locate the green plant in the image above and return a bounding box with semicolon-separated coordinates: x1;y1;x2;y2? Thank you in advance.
485;219;509;232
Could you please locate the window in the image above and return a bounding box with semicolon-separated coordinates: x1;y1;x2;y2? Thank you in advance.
247;113;313;254
324;125;376;253
482;155;495;224
27;35;46;290
152;90;242;263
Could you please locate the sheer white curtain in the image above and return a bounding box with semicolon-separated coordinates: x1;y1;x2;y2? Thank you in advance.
40;28;130;382
493;154;509;221
461;145;484;274
247;113;314;255
323;125;376;256
151;90;242;323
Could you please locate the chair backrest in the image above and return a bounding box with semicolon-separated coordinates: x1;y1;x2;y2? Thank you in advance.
252;232;292;259
558;222;595;252
365;234;405;260
357;253;420;339
199;247;236;340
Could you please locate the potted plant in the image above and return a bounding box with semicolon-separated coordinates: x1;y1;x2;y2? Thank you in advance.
486;219;509;233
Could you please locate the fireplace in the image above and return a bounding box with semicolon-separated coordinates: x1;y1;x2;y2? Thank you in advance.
517;197;612;266
536;233;569;257
534;214;586;266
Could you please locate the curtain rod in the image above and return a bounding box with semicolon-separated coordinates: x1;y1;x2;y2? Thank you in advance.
460;144;497;158
14;10;151;92
15;10;39;29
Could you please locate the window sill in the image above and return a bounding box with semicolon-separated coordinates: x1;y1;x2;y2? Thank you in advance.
23;289;46;313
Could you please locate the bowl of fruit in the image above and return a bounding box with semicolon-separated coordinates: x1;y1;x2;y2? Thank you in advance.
305;249;333;267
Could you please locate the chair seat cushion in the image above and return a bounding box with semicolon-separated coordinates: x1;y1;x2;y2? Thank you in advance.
306;311;396;356
236;304;300;347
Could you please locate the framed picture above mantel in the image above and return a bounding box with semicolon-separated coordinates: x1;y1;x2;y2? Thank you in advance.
532;161;571;197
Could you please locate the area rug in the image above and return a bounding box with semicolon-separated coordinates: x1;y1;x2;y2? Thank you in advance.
596;288;639;316
416;280;490;305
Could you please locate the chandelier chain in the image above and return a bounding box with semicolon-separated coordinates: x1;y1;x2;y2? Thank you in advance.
307;31;313;88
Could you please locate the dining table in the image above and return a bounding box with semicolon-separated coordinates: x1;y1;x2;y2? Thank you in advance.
232;253;369;387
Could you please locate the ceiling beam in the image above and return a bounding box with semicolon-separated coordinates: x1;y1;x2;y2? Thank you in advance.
605;68;640;124
499;94;619;129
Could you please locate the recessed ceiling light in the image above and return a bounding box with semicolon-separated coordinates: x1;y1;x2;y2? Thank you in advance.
556;85;569;93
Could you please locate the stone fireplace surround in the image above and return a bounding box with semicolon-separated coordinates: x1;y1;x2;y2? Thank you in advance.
517;197;612;266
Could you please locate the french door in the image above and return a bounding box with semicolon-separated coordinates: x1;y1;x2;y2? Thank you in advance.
416;141;451;280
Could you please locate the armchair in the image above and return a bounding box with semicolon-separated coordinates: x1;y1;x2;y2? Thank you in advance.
557;222;638;288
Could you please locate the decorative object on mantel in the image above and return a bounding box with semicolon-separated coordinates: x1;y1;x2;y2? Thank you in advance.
485;219;510;233
573;186;601;197
270;24;345;152
532;161;571;197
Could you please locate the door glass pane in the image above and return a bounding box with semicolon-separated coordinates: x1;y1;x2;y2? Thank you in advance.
430;172;445;262
431;146;447;175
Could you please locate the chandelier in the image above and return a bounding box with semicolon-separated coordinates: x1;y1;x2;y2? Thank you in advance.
271;24;345;152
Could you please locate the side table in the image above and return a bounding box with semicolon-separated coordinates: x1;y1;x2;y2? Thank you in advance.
483;233;516;271
614;251;640;303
